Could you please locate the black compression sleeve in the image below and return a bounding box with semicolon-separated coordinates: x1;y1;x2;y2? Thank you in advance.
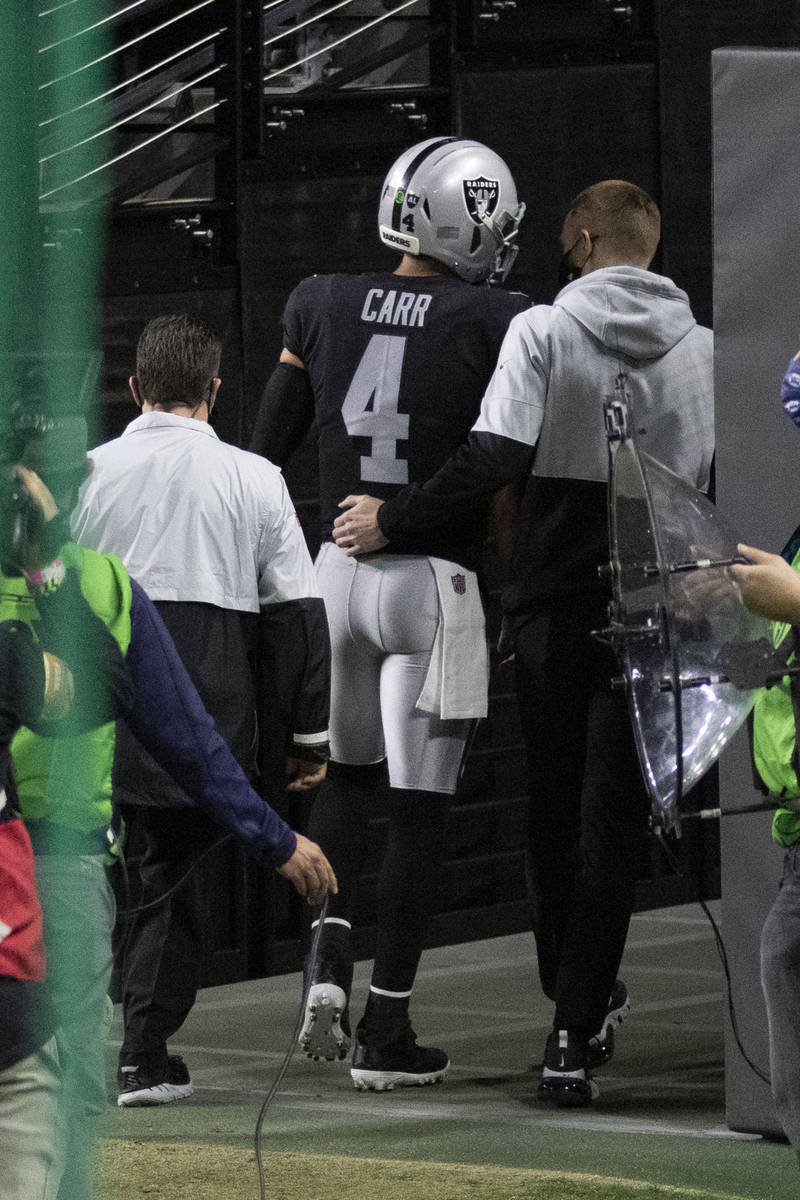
248;362;315;467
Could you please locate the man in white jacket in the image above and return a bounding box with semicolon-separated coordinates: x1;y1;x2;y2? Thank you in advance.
332;180;714;1105
72;314;332;1108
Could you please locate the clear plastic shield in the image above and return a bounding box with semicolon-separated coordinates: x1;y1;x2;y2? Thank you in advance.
609;435;775;833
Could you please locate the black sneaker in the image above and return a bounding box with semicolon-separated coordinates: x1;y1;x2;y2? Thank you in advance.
350;1025;449;1092
537;1029;598;1107
117;1055;193;1108
586;979;630;1069
299;949;353;1062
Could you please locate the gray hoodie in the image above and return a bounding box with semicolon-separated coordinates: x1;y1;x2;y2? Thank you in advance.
475;265;714;489
378;265;714;601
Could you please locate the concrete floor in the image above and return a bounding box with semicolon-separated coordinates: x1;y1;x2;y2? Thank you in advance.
103;903;798;1200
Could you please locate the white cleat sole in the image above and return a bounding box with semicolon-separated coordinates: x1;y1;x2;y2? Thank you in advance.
299;983;350;1061
350;1064;449;1092
117;1081;194;1107
600;994;630;1040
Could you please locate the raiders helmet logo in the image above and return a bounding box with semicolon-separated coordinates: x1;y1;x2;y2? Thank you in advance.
463;176;499;225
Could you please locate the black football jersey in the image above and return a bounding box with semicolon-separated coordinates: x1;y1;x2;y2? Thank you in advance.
283;271;529;562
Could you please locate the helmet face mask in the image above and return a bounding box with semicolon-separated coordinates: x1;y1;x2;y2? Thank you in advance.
483;201;526;285
378;136;525;285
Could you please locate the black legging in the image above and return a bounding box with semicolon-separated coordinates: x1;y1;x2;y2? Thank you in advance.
308;759;450;993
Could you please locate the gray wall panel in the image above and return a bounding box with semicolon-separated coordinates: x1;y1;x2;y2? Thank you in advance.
713;46;800;1139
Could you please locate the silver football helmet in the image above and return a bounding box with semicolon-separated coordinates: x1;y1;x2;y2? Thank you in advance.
378;136;525;285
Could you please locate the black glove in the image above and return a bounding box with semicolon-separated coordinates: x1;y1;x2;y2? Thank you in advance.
0;620;46;729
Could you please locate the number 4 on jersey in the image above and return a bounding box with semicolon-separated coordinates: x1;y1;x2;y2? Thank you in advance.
341;334;410;484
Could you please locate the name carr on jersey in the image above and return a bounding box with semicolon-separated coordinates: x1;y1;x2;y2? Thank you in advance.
361;288;433;328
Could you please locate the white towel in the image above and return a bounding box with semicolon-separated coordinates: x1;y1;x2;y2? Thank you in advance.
416;558;488;720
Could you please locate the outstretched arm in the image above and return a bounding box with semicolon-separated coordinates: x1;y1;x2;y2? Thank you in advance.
332;430;533;556
124;580;336;901
332;312;544;556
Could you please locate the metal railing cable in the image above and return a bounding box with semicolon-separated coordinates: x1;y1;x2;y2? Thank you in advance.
37;0;230;205
39;95;227;199
39;65;225;168
263;0;421;86
38;0;219;92
39;0;152;54
38;34;221;129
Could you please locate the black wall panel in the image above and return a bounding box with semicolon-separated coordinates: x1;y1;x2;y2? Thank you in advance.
238;167;395;428
238;168;397;553
98;288;242;446
455;64;659;302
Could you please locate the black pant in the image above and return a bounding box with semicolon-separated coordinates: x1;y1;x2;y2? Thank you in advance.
307;762;451;996
513;592;650;1037
116;806;223;1070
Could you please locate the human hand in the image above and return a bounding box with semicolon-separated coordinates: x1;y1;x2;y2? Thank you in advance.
285;756;328;792
277;833;338;904
13;466;59;525
730;543;800;625
496;615;515;664
7;465;63;575
332;495;388;556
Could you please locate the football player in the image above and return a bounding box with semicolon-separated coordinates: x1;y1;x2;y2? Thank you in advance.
250;136;529;1091
331;180;714;1105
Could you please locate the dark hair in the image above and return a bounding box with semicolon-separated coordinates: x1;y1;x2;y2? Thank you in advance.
136;314;222;410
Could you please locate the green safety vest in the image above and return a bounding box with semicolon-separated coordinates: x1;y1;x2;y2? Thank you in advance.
751;543;800;846
0;543;132;835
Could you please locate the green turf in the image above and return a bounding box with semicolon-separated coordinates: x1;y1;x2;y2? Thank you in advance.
98;1142;755;1200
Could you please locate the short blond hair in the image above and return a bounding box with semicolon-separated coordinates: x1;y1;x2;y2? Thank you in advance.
567;180;660;267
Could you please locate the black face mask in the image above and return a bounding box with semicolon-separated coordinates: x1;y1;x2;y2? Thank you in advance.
557;232;599;291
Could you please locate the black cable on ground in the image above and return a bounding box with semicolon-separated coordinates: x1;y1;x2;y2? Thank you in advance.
112;828;335;1199
655;827;770;1087
254;892;329;1200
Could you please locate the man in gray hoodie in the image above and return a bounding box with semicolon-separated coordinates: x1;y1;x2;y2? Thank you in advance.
331;180;714;1105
